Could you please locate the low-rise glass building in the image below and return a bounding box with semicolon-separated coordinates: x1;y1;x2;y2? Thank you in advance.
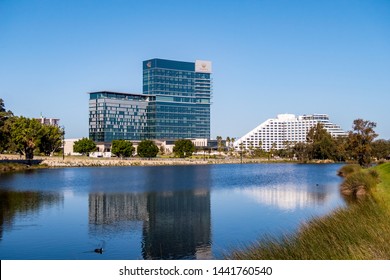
89;91;151;142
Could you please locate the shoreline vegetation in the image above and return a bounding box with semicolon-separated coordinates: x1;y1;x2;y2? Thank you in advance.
0;162;39;173
230;162;390;260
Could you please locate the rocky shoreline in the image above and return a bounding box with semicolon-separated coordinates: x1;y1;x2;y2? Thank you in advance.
39;157;285;167
1;154;335;168
41;157;211;167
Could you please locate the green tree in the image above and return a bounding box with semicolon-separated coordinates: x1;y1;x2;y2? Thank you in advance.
0;98;13;124
282;140;294;159
248;141;254;157
173;139;195;158
216;136;223;153
1;99;65;158
253;140;264;158
306;123;337;160
268;142;277;160
239;142;245;163
111;139;134;158
0;98;14;152
39;125;64;156
137;140;159;158
347;119;378;167
334;136;349;162
8;117;44;160
73;137;97;156
371;139;390;160
159;145;165;155
293;142;310;162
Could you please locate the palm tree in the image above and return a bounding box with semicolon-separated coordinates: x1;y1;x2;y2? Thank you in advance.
231;137;236;152
226;136;231;151
216;136;223;154
269;142;277;160
239;142;244;163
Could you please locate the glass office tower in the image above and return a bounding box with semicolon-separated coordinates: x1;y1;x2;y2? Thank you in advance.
89;91;150;142
143;58;212;140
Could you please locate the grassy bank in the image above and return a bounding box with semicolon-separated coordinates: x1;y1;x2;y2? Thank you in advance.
0;163;33;173
230;162;390;260
373;162;390;210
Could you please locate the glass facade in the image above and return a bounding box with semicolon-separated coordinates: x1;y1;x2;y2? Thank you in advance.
89;59;212;142
89;91;149;142
143;58;212;140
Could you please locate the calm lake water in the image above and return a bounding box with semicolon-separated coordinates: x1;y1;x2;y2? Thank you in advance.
0;163;345;260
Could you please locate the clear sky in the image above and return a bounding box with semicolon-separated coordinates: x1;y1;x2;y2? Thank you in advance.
1;0;389;140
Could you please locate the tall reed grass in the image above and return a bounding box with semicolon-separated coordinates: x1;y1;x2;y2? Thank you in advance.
337;164;361;177
230;198;390;259
340;169;380;196
230;163;390;260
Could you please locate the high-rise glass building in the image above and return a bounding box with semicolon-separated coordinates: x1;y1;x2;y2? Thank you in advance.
88;58;212;142
143;58;212;139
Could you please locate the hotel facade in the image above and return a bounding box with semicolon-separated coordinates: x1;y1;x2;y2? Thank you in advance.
234;114;347;151
89;58;212;142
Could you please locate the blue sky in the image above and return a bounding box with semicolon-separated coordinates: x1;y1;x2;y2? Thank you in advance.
1;0;389;139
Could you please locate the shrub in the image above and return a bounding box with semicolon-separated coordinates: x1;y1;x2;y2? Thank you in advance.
368;169;379;180
0;163;28;173
341;169;380;196
337;164;361;177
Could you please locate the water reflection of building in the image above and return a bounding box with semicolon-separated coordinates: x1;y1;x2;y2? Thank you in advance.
236;185;328;210
142;190;211;260
88;190;212;259
88;165;212;259
89;193;148;224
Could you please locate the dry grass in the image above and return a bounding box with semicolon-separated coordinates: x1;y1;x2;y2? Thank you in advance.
337;164;362;177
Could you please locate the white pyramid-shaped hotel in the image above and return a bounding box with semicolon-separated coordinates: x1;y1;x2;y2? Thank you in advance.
234;114;347;151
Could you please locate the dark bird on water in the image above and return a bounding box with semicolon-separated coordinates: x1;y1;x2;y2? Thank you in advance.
94;248;103;254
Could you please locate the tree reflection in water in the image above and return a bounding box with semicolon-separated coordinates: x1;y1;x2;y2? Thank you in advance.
0;190;63;239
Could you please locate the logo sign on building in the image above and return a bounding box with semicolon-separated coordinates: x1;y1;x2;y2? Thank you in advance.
195;60;212;73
